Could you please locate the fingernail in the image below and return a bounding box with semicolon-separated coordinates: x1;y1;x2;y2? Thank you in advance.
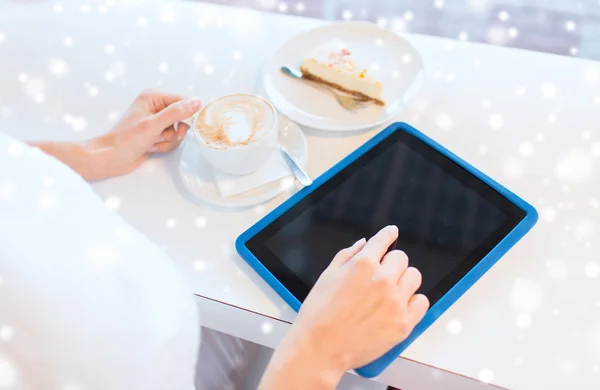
353;238;366;247
185;98;202;111
385;225;399;234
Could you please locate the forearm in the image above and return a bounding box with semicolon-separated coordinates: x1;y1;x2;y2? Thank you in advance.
31;136;112;181
259;329;345;390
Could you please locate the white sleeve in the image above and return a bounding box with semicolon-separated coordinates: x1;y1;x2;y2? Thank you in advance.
0;133;199;390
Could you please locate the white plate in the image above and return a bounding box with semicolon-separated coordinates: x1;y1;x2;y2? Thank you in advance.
263;22;424;131
179;118;308;208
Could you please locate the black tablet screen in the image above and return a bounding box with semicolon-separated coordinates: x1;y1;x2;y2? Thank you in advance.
247;129;526;305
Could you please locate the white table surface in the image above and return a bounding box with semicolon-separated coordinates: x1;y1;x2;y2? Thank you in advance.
1;1;599;389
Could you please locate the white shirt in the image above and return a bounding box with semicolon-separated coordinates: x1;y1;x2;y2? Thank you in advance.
0;133;199;390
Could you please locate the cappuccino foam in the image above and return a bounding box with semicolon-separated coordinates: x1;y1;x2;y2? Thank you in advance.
195;95;275;149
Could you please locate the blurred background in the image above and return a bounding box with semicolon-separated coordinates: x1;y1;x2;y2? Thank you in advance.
194;0;600;60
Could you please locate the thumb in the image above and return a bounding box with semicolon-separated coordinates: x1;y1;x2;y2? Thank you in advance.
150;98;202;131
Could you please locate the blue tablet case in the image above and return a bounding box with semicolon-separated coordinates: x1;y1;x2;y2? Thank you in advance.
236;122;538;378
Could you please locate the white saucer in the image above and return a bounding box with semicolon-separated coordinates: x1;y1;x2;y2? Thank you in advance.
263;22;424;131
179;118;308;208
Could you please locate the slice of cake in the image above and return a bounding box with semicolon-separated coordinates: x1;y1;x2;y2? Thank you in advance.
300;39;384;105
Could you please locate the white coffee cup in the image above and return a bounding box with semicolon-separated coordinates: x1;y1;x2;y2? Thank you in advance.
182;94;278;176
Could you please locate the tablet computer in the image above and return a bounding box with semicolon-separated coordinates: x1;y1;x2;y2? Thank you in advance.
236;122;538;377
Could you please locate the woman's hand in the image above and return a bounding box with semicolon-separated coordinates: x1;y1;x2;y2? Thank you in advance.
33;90;201;180
260;226;429;390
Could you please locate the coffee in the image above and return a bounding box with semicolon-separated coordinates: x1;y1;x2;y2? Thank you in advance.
195;94;275;149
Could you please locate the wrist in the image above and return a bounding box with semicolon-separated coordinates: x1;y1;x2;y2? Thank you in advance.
82;133;116;180
261;327;347;390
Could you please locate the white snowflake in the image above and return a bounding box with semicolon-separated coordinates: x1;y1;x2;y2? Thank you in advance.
435;113;453;131
376;17;388;27
158;62;169;73
516;313;531;329
105;71;115;81
193;259;207;271
18;73;28;83
575;220;595;241
446;319;462;335
591;142;600;157
62;36;73;46
166;218;176;229
375;38;384;46
402;53;412;64
434;0;444;9
104;196;121;211
541;206;557;221
0;325;14;342
583;130;592;140
479;368;495;383
403;10;414;22
104;44;115;55
194;216;207;228
444;73;455;83
541;82;557;98
391;70;400;79
137;16;148;27
204;64;215;75
280;177;295;190
565;20;577;32
296;3;305;12
0;32;5;44
555;150;594;182
570;47;579;55
502;157;523;178
53;3;63;13
498;10;510;21
341;9;352;20
458;31;468;41
535;133;545;142
585;263;600;278
518;142;534;158
488;113;504;129
232;51;243;61
71;117;87;132
277;2;288;12
510;279;543;312
7;142;24;157
515;86;526;96
25;78;46;103
36;191;56;211
514;358;523;366
261;322;274;334
0;354;16;388
79;4;90;14
508;27;519;38
88;86;98;97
